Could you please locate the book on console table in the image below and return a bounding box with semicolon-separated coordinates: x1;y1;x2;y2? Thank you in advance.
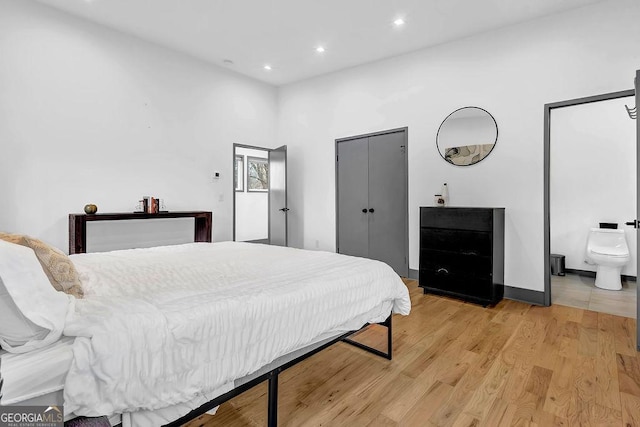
138;196;163;213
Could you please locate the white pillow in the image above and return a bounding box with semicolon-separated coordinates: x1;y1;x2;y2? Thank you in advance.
0;277;49;346
0;239;71;353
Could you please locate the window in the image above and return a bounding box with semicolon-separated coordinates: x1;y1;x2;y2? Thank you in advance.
234;155;244;192
247;156;269;192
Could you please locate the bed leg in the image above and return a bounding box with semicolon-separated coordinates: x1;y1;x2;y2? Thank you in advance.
342;314;393;360
268;370;278;427
385;314;392;360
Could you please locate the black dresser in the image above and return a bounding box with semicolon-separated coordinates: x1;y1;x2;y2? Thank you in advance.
419;207;505;306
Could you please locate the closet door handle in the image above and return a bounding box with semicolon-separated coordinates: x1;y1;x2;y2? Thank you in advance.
362;208;368;213
368;208;375;213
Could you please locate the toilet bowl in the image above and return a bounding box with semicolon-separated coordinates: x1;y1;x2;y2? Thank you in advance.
585;228;630;290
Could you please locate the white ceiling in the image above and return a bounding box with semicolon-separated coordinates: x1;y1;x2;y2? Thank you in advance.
36;0;607;86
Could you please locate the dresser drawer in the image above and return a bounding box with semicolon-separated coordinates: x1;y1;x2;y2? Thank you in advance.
420;249;491;277
420;228;491;256
419;269;494;301
420;207;493;231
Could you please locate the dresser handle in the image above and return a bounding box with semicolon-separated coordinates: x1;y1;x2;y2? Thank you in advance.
437;268;449;275
462;251;478;256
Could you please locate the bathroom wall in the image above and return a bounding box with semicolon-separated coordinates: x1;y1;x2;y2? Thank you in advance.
550;95;637;276
235;147;269;241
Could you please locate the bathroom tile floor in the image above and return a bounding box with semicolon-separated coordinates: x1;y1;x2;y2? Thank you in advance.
551;273;636;318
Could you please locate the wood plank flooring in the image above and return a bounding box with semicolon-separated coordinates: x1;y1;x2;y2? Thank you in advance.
184;279;640;426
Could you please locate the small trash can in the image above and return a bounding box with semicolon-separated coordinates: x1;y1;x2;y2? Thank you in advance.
550;253;565;276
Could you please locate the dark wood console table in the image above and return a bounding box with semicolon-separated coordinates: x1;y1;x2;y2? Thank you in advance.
69;211;212;254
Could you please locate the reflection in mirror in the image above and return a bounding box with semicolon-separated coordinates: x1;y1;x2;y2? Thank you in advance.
436;107;498;166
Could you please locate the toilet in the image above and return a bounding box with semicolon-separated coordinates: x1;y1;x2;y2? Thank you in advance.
585;228;630;290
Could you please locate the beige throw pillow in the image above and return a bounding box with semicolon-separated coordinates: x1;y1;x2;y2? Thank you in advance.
0;233;84;298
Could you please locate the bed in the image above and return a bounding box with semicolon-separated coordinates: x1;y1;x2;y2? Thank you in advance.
1;336;74;406
0;237;411;426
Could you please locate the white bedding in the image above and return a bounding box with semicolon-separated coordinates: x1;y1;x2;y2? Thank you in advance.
0;336;75;405
64;242;411;421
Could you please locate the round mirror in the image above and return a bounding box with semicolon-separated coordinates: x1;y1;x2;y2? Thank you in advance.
436;107;498;166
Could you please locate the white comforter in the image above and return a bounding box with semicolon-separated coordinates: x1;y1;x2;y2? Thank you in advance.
63;242;411;419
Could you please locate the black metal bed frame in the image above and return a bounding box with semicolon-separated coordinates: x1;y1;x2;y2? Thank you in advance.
0;359;3;404
163;315;393;427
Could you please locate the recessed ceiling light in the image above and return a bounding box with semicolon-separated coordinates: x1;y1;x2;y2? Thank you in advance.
316;46;325;53
263;65;272;71
394;18;405;27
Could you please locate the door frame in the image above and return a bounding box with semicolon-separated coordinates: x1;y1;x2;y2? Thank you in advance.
335;127;409;276
543;89;635;307
636;70;640;350
232;143;273;242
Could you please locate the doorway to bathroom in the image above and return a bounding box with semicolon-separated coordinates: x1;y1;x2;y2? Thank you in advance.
545;89;637;319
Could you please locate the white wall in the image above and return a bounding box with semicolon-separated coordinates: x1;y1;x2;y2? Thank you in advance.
235;147;269;241
550;96;636;276
2;0;639;292
0;0;277;252
277;0;640;292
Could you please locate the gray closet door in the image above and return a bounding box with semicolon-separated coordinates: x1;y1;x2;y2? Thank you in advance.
269;145;288;246
368;132;408;276
336;130;408;277
337;137;369;258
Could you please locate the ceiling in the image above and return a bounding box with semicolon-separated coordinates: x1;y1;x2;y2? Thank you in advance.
36;0;607;86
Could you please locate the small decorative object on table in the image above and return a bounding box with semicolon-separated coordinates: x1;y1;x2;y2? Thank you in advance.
441;183;449;206
136;196;165;213
84;204;98;214
434;183;449;207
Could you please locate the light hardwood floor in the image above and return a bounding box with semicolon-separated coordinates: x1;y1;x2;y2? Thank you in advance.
185;279;640;426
